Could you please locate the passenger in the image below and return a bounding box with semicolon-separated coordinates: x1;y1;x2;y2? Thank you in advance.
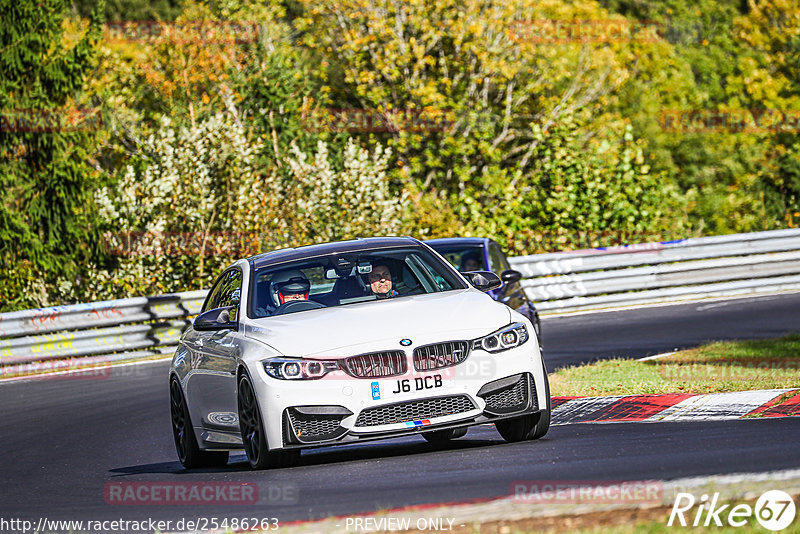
270;270;310;305
366;263;399;299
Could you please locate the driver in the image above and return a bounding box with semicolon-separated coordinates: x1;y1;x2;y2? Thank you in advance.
459;251;482;272
366;262;399;299
270;269;310;305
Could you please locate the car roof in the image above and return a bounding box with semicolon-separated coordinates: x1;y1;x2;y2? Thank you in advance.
424;237;490;247
248;236;423;270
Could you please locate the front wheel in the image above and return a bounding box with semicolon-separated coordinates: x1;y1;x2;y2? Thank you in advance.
170;378;229;468
530;368;551;439
237;372;300;470
496;413;537;442
496;371;551;442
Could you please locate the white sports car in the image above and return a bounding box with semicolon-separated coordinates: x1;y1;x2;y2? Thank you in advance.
169;237;551;469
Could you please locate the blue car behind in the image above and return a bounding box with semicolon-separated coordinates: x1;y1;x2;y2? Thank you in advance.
425;237;541;340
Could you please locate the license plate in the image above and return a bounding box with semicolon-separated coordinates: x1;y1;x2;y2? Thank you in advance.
388;374;444;396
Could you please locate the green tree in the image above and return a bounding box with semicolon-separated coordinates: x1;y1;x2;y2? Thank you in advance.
601;0;800;233
285;138;406;243
295;0;639;195
462;119;682;254
92;103;266;298
292;0;684;250
734;0;800;227
0;0;105;310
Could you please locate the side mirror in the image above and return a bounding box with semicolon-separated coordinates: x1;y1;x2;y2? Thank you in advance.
500;269;522;284
465;271;503;292
194;306;238;331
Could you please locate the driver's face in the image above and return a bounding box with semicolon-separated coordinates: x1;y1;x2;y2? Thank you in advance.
368;265;392;295
281;292;307;302
462;258;481;272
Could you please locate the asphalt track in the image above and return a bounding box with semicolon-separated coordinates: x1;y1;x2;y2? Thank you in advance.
543;292;800;370
2;294;799;528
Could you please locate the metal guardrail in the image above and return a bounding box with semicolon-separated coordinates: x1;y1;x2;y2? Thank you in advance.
2;229;800;376
509;228;800;313
0;291;206;377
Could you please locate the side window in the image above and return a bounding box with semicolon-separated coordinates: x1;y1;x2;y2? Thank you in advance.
456;248;485;272
405;254;456;292
488;243;509;273
202;268;242;312
202;276;225;313
498;248;511;272
302;266;331;295
216;269;243;308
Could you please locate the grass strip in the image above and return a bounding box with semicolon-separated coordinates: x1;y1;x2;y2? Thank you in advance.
549;334;800;397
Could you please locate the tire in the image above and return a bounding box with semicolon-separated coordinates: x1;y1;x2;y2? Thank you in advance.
170;378;229;468
530;367;551;439
495;370;551;442
422;427;468;443
495;413;537;442
237;372;300;470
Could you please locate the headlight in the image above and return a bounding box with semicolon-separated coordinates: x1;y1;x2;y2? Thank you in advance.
472;322;529;353
262;358;340;380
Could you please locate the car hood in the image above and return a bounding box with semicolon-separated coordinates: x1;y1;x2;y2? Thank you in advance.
244;289;511;357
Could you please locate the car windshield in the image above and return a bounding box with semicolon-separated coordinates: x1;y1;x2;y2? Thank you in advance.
249;246;467;318
428;245;486;272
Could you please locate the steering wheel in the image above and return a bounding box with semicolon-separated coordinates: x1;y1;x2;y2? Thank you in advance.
272;299;326;316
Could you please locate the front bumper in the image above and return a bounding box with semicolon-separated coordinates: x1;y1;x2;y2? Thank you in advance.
280;372;540;449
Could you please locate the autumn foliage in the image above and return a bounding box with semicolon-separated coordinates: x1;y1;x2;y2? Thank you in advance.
2;0;799;308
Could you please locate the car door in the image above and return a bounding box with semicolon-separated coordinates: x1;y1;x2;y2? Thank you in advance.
185;268;243;437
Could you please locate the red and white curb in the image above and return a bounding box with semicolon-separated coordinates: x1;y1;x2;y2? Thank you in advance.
551;389;800;424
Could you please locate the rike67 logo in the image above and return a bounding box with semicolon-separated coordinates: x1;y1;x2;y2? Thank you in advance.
668;490;796;531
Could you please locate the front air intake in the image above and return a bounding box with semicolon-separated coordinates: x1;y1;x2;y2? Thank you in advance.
355;395;476;427
478;373;536;416
283;406;352;444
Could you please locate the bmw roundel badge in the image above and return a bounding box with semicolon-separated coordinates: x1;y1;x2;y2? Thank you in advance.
399;338;412;347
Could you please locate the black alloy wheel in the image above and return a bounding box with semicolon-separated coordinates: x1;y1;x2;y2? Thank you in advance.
170;378;229;468
237;372;300;469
